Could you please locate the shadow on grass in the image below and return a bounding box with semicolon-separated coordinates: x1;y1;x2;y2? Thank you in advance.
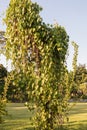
70;109;87;115
23;127;35;130
55;120;87;130
23;122;87;130
69;103;87;115
55;124;87;130
68;123;87;130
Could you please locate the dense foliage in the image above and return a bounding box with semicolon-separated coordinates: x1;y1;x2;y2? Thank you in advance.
4;0;77;129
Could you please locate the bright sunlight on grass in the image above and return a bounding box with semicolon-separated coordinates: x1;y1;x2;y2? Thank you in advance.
0;103;87;130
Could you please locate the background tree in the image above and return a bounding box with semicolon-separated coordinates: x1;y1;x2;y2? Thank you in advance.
0;64;7;123
4;0;74;129
74;64;87;98
69;62;87;99
74;64;87;84
7;70;28;102
0;64;7;96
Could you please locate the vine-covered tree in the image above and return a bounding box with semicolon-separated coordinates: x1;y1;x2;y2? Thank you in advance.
4;0;73;129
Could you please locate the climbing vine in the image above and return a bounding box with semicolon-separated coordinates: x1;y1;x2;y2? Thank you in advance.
4;0;77;129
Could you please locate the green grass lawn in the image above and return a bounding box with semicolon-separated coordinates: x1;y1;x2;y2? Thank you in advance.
0;103;87;130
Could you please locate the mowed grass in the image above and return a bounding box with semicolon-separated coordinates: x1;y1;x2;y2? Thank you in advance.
0;102;87;130
0;103;35;130
67;102;87;130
